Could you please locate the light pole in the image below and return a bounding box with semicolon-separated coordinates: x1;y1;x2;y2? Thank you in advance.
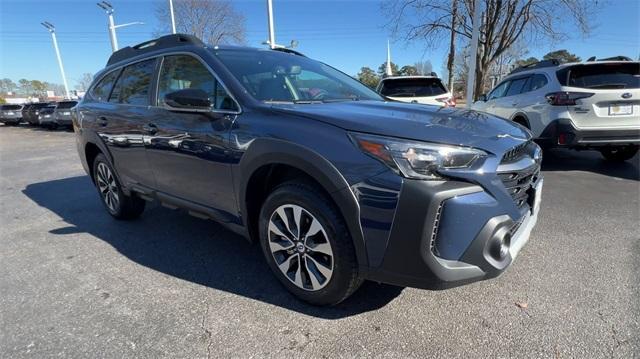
41;22;70;99
96;1;144;52
266;0;276;49
466;0;481;105
169;0;176;34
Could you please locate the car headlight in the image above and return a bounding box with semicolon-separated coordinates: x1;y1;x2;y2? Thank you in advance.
349;132;486;180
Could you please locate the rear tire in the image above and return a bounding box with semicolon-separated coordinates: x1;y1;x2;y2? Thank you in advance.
599;145;638;162
92;154;145;220
258;181;363;306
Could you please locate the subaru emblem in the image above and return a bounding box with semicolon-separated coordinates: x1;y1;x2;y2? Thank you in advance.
622;93;632;99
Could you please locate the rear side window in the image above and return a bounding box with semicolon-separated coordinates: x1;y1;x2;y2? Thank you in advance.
157;55;238;111
527;74;548;91
505;77;529;97
557;63;640;89
380;78;447;97
110;59;156;106
90;70;119;102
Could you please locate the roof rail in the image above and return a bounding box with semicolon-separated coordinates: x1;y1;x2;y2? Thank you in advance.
106;34;205;66
509;59;560;75
587;55;633;62
271;47;306;57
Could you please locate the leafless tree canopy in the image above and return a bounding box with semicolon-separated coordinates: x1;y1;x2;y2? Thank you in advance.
155;0;246;45
383;0;598;99
75;73;94;92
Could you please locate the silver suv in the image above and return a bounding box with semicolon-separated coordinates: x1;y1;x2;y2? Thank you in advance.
472;58;639;161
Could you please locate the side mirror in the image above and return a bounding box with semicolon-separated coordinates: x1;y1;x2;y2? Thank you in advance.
164;89;212;111
477;94;487;102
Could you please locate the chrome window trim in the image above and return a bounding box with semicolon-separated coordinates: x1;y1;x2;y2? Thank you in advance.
88;51;242;115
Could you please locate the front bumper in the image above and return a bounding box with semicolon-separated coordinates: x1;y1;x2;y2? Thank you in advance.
540;119;640;148
361;177;542;288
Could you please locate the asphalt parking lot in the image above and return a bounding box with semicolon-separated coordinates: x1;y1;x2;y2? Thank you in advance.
0;124;638;358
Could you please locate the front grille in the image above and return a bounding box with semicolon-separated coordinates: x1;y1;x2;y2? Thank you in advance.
498;165;539;209
501;140;531;163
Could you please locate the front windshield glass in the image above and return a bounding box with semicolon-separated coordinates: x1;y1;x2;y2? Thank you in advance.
214;49;383;103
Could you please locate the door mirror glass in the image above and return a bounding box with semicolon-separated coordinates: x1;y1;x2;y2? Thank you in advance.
164;89;212;110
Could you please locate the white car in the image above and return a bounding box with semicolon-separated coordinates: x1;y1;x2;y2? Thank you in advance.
376;75;456;107
472;58;640;161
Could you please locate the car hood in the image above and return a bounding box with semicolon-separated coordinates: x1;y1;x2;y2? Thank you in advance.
268;100;530;154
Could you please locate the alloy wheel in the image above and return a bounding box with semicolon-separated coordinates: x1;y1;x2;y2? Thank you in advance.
267;204;334;291
96;162;120;213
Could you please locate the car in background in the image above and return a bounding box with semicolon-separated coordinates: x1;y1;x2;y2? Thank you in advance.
38;104;58;128
23;103;53;126
472;58;640;161
376;75;456;107
0;104;24;125
53;100;77;127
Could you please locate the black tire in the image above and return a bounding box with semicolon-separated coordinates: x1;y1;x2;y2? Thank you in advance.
599;145;639;162
92;153;145;220
258;181;363;306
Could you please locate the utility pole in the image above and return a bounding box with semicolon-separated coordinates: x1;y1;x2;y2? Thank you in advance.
446;0;457;91
386;39;393;77
41;22;70;99
97;1;144;53
169;0;176;34
466;0;481;105
266;0;276;49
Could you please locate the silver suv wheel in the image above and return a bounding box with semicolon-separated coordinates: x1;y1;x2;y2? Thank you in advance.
267;204;334;291
96;162;120;212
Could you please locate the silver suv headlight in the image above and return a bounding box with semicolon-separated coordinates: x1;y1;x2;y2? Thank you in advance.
349;132;486;180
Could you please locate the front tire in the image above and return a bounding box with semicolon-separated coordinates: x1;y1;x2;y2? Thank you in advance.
92;154;145;220
258;181;362;306
599;145;638;162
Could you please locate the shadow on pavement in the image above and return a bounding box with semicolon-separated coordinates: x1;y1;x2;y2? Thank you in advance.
541;148;639;181
22;175;403;319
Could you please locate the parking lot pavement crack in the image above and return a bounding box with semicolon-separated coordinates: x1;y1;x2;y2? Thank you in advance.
597;311;629;357
200;302;212;359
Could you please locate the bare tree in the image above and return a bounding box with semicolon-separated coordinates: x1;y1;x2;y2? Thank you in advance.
155;0;246;45
383;0;598;100
75;73;94;92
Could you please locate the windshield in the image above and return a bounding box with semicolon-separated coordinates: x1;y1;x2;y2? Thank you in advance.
557;63;640;89
56;101;77;109
379;78;448;97
214;49;383;103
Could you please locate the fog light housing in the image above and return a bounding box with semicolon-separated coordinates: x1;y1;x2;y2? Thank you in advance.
489;232;511;260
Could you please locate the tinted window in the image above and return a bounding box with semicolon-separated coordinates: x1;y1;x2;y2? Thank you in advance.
157;55;238;111
488;81;510;100
90;70;119;102
380;78;447;97
505;77;530;97
110;59;156;105
56;101;77;109
1;105;22;110
527;74;548;91
215;49;381;102
557;63;640;89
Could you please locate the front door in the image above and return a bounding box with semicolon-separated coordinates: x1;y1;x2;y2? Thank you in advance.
144;54;240;218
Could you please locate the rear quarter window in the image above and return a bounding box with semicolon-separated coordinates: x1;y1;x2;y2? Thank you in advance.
557;63;640;89
90;70;120;102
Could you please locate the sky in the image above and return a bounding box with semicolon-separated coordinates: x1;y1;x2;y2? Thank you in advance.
1;0;639;89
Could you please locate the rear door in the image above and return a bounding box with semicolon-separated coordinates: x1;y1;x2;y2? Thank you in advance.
558;62;640;128
144;54;239;217
95;59;157;189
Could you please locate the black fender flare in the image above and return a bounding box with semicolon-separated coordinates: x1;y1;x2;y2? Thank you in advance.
235;138;369;268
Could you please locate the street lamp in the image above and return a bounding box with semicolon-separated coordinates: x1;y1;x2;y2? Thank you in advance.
96;1;144;52
41;22;70;99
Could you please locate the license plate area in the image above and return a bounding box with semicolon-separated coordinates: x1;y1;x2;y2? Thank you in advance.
609;104;633;116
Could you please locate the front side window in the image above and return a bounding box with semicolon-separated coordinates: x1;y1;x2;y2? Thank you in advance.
215;49;382;103
109;59;156;106
157;55;238;111
379;78;448;97
90;70;119;102
488;81;510;100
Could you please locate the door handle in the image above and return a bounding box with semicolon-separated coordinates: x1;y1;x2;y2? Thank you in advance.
97;117;108;127
142;123;158;134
